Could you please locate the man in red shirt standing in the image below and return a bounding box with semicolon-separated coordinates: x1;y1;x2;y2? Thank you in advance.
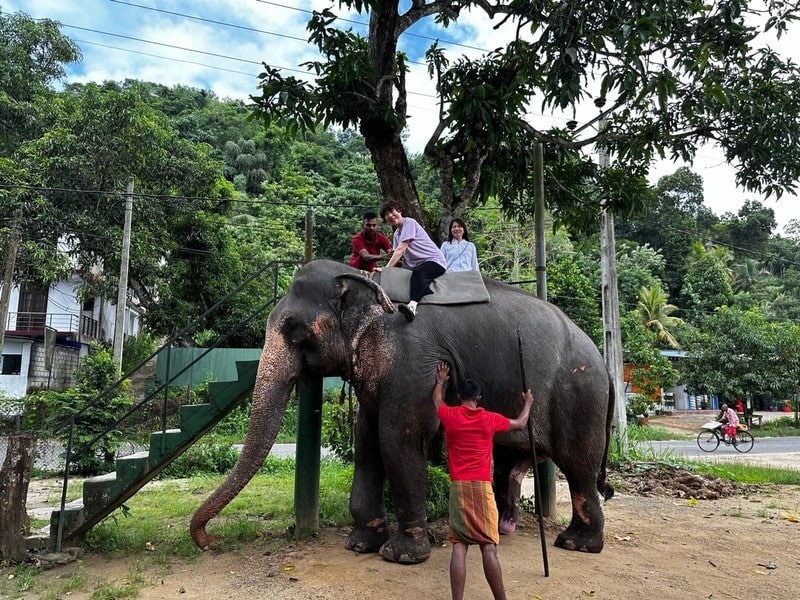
349;211;392;272
433;362;533;600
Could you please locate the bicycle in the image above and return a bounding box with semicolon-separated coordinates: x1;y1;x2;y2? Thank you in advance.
696;420;754;453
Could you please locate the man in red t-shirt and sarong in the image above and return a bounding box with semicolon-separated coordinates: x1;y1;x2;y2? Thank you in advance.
349;211;392;272
433;362;533;600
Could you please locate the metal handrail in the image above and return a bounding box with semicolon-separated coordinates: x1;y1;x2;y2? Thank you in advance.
54;259;301;550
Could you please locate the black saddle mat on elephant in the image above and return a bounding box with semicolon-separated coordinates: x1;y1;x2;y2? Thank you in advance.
376;267;490;305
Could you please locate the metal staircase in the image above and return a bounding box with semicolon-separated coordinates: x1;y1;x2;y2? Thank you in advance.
49;359;259;547
39;259;300;551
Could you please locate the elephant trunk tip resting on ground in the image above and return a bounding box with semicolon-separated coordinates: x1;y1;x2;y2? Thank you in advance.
189;259;614;561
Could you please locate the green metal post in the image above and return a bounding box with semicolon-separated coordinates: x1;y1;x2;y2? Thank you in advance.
533;142;556;517
294;377;323;537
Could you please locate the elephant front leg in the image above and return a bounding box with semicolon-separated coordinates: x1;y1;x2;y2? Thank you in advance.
379;461;431;564
346;410;389;554
378;435;431;564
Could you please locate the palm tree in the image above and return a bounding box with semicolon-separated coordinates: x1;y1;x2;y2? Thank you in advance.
636;285;684;348
731;258;769;293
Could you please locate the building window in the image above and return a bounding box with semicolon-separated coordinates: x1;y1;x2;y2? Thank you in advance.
1;354;23;375
17;283;48;329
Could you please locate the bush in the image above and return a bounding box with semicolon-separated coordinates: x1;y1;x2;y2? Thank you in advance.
322;388;356;462
121;332;157;374
384;464;451;521
277;396;299;443
22;343;133;475
212;403;251;440
628;394;654;417
159;441;240;478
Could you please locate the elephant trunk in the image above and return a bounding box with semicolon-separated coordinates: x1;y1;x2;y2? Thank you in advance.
190;331;298;549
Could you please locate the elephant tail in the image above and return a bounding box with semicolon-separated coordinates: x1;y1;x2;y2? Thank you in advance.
597;375;615;501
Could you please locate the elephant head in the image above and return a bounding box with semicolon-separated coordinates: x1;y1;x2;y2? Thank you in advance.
190;261;393;549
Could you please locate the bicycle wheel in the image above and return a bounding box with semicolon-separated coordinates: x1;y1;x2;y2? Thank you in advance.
733;430;755;453
696;430;720;452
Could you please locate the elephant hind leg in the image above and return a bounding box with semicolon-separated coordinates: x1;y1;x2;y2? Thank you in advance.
554;488;605;553
497;455;532;535
378;518;431;564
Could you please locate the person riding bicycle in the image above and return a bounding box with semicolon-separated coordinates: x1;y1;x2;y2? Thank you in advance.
719;403;740;442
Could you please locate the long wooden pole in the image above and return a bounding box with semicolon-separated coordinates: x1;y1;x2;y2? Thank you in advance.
518;332;549;576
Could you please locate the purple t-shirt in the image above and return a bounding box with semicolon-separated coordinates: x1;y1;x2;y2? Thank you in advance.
393;217;446;269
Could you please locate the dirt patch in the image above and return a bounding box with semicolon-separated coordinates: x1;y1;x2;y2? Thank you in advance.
13;468;800;600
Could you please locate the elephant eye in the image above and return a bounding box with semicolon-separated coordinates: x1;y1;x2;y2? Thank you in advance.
283;318;311;346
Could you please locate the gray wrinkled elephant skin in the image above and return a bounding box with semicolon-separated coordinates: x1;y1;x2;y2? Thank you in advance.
190;259;614;562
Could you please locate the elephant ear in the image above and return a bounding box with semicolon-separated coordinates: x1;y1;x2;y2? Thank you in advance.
334;273;395;314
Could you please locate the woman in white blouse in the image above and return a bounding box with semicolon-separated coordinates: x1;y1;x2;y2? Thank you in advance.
440;218;479;272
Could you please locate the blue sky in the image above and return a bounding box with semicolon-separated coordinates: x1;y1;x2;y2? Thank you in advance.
4;0;797;231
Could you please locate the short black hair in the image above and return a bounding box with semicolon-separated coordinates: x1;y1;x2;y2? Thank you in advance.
458;379;481;400
363;211;377;220
380;200;403;219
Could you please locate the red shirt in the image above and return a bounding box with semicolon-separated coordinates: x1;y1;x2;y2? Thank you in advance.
437;404;510;481
349;231;392;271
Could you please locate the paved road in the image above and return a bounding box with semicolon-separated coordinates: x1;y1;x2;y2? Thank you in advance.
640;436;800;470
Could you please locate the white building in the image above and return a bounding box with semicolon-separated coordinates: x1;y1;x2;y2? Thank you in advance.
0;271;143;400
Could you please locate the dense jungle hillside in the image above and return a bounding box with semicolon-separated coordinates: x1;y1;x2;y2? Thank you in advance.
1;10;799;401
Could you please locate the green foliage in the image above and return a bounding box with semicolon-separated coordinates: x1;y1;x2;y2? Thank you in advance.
384;464;451;522
608;427;677;468
691;462;800;485
755;416;800;438
616;243;666;311
321;388;356;462
121;332;158;374
546;251;603;346
680;243;735;320
277;396;299;443
22;343;132;475
158;441;240;478
628;394;654;417
210;403;251;442
621;312;679;397
0;11;81;155
682;307;800;401
422;464;451;520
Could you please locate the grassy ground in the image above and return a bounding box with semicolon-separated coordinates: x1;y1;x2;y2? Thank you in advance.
4;412;800;599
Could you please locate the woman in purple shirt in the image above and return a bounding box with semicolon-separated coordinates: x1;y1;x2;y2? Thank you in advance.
380;200;446;321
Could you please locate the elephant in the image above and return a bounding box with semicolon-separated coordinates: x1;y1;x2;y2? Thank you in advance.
190;259;615;563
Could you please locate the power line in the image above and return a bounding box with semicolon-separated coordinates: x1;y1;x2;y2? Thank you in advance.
73;39;258;79
109;0;309;43
251;0;490;53
59;22;438;98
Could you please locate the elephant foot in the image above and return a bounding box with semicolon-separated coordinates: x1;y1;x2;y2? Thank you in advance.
346;524;389;554
499;518;517;535
554;528;604;553
379;532;431;564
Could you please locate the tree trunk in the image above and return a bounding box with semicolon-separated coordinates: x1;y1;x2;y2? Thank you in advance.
364;132;424;225
0;433;36;563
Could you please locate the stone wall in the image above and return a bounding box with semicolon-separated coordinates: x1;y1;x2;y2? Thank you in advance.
27;344;80;393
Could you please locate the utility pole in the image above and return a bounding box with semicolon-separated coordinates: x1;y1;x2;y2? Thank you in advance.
304;208;313;263
0;209;23;372
597;120;627;436
112;177;134;373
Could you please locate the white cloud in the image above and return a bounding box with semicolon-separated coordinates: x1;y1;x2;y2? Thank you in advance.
7;0;798;231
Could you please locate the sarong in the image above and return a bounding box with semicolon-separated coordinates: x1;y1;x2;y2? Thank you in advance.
448;480;500;546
